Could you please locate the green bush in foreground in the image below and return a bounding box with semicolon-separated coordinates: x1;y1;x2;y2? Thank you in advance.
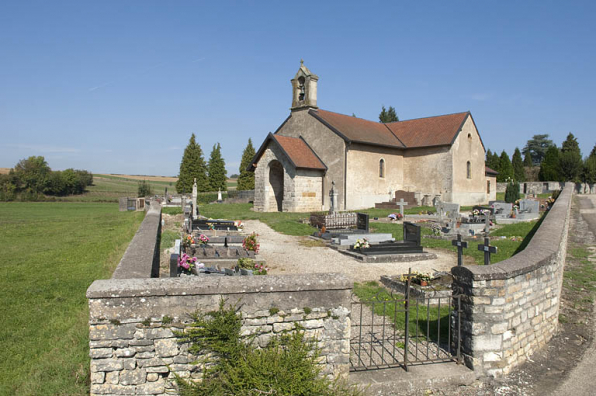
176;300;362;396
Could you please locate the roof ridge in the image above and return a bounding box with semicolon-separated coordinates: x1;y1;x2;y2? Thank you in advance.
388;111;470;124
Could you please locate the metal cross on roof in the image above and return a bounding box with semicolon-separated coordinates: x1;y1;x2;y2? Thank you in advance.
451;234;468;266
477;237;497;265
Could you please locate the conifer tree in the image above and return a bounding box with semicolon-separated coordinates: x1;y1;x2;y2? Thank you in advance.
497;151;514;182
504;180;521;203
523;151;533;167
512;147;525;182
523;134;553;165
590;144;596;159
176;134;209;193
208;143;228;192
486;150;500;171
379;106;398;123
237;138;256;191
539;146;561;181
559;133;582;181
583;156;596;185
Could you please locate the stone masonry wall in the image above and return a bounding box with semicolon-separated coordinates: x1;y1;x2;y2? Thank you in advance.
112;201;161;279
451;183;573;377
87;273;352;395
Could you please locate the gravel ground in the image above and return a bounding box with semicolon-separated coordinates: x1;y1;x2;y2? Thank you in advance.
244;220;458;282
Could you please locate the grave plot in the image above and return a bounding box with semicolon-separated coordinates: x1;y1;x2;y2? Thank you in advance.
339;222;437;263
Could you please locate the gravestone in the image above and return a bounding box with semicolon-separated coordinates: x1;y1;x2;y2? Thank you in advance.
192;178;198;220
395;198;408;217
348;222;422;255
436;202;460;220
519;199;539;213
356;213;369;233
492;202;513;219
451;234;468;266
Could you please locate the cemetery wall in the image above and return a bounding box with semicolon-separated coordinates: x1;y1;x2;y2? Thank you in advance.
112;201;161;279
346;143;404;209
496;181;595;195
451;183;573;377
487;175;497;202
450;117;488;206
277;108;347;210
86;273;352;395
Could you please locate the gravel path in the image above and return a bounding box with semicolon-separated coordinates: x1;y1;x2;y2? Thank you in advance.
243;220;457;282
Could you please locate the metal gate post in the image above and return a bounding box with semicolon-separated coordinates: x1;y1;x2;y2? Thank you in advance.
403;268;412;372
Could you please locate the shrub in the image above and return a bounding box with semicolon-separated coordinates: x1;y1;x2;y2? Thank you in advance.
175;300;362;396
504;180;520;203
138;180;153;197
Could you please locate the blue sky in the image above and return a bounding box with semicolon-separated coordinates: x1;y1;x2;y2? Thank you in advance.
1;1;595;176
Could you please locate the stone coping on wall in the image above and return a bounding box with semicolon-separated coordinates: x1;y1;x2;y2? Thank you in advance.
452;183;573;281
88;272;351;299
111;200;162;280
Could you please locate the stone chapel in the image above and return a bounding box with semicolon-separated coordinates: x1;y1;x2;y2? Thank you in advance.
249;62;495;212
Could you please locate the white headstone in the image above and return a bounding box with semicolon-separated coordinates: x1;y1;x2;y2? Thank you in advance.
217;189;223;202
192;178;198;220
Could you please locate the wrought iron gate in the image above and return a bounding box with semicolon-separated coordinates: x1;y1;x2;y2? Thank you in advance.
350;279;461;372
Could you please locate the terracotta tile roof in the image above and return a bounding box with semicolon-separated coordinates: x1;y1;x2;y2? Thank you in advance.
310;109;405;148
385;112;469;148
273;135;326;170
485;166;499;175
309;109;471;149
248;133;326;171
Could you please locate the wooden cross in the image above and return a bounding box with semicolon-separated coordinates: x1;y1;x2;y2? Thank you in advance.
451;234;468;266
477;237;497;265
396;198;408;217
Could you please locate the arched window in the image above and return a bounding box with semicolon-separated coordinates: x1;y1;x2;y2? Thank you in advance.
379;159;385;178
466;161;471;179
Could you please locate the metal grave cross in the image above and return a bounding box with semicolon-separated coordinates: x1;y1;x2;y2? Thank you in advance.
477;237;497;265
396;198;408;217
451;234;468;266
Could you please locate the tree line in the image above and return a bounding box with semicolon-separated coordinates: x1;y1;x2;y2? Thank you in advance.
176;134;255;194
0;156;93;201
486;133;596;184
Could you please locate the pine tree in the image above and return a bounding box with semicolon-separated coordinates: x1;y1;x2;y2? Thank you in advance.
512;147;525;182
176;134;209;194
379;106;398;123
237;138;256;191
559;133;582;181
583;156;596;185
539;146;561;181
497;151;514;182
207;143;228;192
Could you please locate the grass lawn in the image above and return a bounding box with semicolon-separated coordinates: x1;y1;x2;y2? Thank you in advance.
353;281;451;344
0;203;144;395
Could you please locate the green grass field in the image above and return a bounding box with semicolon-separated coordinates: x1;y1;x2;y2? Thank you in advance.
0;203;144;395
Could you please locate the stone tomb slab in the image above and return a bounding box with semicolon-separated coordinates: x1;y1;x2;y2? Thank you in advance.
332;233;394;246
491;202;513;219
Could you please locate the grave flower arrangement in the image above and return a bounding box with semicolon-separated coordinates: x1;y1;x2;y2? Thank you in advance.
431;223;442;236
178;253;202;274
198;234;210;245
234;220;244;231
253;263;269;275
182;234;196;247
353;238;370;249
243;232;260;254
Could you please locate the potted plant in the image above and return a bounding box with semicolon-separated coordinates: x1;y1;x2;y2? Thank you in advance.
237;257;255;275
416;273;432;286
253;263;269;275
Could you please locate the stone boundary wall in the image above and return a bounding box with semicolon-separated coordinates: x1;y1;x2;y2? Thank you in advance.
112;201;162;279
496;181;595;195
87;273;351;395
451;183;574;377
